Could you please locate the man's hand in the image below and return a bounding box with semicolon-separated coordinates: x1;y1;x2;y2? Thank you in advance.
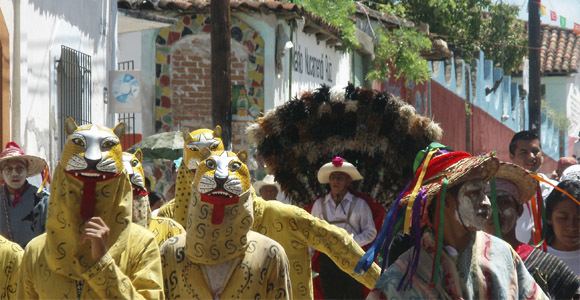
81;217;110;261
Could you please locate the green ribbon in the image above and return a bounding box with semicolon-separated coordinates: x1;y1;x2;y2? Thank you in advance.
490;177;502;238
412;142;451;173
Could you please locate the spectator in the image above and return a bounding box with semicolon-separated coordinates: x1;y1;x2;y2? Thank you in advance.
545;180;580;276
0;142;49;248
311;156;376;300
484;162;579;298
253;174;281;201
509;130;557;244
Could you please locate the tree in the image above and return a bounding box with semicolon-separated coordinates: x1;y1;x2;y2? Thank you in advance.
294;0;527;84
369;0;527;74
293;0;432;83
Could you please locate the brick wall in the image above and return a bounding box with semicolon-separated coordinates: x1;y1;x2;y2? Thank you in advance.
170;43;251;151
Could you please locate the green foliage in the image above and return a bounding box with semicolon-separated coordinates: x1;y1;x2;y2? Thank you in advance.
293;0;432;83
367;28;432;82
480;4;527;73
369;0;527;74
292;0;359;47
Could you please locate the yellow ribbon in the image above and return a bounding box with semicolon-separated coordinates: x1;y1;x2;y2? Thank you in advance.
36;167;50;194
403;149;438;234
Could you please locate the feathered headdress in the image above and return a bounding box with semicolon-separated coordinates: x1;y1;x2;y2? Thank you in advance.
247;84;443;205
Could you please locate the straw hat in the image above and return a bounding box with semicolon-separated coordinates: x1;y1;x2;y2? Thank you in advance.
400;151;499;206
317;156;363;184
0;142;47;177
494;162;537;204
253;174;280;193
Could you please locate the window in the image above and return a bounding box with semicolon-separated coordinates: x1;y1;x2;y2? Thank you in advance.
57;46;92;150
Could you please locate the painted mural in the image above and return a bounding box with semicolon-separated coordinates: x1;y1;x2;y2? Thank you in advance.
155;14;265;132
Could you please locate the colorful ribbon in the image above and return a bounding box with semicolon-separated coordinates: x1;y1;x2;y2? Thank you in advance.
403;149;437;234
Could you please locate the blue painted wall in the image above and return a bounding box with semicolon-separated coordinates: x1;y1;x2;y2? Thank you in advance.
429;51;562;160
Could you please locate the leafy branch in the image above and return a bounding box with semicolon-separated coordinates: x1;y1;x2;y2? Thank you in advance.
292;0;432;83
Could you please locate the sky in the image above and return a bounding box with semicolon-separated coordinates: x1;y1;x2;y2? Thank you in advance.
502;0;580;30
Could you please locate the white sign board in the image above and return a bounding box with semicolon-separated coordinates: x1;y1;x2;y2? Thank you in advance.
291;23;351;96
109;70;142;113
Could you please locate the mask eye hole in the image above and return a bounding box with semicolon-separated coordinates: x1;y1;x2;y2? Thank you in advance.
206;159;216;170
131;159;139;167
210;141;219;150
230;161;241;172
101;138;118;149
72;138;85;147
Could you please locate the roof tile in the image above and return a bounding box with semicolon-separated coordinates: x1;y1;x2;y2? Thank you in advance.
539;25;580;74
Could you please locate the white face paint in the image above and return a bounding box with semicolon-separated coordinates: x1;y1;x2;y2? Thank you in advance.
455;179;491;231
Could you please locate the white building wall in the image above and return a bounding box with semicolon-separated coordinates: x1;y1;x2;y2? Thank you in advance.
0;0;14;93
12;0;116;168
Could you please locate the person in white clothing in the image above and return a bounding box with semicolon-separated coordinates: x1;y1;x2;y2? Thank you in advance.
509;130;558;244
311;156;376;299
253;174;281;201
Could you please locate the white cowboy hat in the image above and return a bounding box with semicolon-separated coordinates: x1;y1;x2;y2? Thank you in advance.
0;142;47;177
317;156;363;184
253;174;280;193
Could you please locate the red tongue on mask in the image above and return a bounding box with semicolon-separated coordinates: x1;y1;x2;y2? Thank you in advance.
200;193;240;225
74;173;119;222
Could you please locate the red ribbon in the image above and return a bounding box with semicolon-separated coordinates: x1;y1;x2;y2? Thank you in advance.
132;186;149;198
403;151;472;198
200;193;240;225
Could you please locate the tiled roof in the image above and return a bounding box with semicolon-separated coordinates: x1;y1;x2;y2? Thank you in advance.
539;25;580;74
118;0;344;40
118;0;450;60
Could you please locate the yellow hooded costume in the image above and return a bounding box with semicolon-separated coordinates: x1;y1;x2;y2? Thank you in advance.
0;235;22;300
157;128;380;299
160;150;291;299
124;151;184;246
17;119;164;299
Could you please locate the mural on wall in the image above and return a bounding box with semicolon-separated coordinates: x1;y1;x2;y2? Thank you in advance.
155;14;265;132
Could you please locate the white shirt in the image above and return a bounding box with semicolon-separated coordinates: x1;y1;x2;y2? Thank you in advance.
548;246;580;276
515;173;557;244
311;192;377;247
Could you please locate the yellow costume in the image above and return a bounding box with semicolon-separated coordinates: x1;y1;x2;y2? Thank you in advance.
124;151;184;246
161;150;291;299
0;235;22;300
157;127;380;299
17;119;164;299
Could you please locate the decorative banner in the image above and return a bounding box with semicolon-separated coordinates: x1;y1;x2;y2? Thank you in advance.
540;5;546;16
550;10;557;21
560;16;566;28
109;70;142;113
574;23;580;35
